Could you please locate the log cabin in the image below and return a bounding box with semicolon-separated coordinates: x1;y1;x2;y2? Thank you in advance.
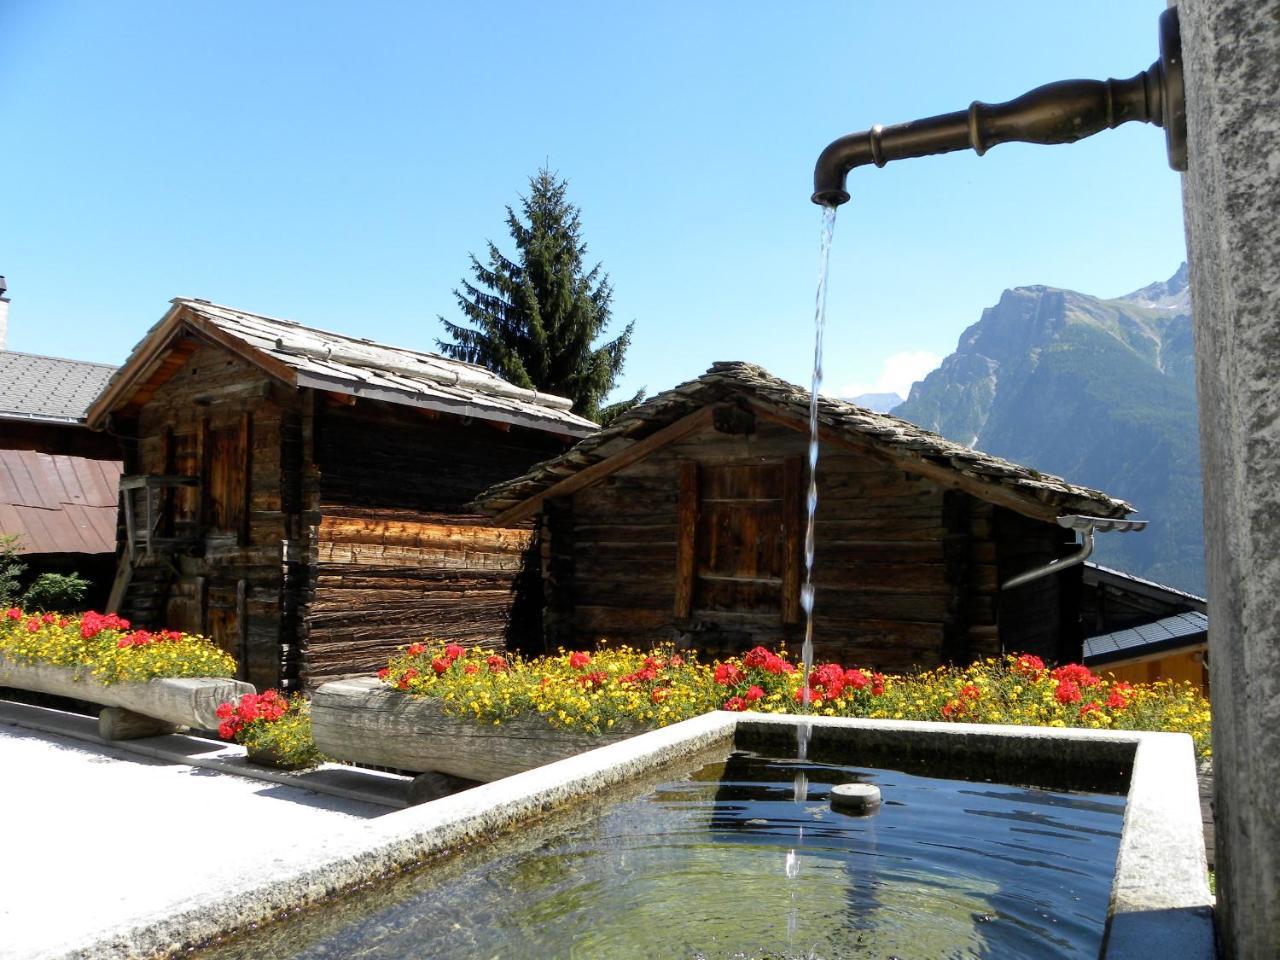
475;361;1137;671
85;298;597;690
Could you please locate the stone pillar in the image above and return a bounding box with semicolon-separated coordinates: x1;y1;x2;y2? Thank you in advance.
1178;1;1280;954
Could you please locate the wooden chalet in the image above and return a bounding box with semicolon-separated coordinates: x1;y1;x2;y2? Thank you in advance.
86;299;597;690
0;349;122;608
476;362;1136;671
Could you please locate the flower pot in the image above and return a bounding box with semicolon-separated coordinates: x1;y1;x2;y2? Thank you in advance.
245;742;311;771
311;677;635;782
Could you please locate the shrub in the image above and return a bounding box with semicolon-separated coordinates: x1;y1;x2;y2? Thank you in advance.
0;536;25;606
0;607;237;683
215;691;323;768
22;573;89;613
379;643;1212;759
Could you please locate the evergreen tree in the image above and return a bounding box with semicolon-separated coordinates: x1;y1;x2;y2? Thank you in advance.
437;168;642;423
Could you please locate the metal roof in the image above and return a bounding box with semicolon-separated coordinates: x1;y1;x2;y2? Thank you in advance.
0;448;121;555
0;351;118;424
1083;611;1209;665
89;299;599;438
475;361;1135;522
1083;561;1208;611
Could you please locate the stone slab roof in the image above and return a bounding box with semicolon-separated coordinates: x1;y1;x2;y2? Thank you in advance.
0;351;118;424
88;299;599;438
1083;611;1209;665
475;361;1135;521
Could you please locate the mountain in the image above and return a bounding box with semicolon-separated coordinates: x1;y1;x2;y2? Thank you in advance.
846;391;904;413
893;264;1204;594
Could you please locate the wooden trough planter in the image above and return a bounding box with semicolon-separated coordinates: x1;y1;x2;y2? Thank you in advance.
0;654;254;740
311;676;635;783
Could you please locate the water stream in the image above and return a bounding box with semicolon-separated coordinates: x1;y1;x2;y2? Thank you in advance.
785;203;838;960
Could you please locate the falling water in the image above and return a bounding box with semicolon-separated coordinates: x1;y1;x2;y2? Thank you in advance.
783;204;837;960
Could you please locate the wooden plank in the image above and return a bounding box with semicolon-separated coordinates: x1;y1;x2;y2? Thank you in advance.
493;406;714;525
777;456;800;625
673;460;699;619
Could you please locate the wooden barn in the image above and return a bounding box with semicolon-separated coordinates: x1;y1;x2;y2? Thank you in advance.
86;298;596;690
0;348;122;609
476;362;1136;671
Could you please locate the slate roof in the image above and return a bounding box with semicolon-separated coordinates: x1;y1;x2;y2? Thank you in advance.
1083;561;1208;611
0;448;122;555
1083;611;1209;665
88;299;599;437
0;351;118;424
475;361;1135;520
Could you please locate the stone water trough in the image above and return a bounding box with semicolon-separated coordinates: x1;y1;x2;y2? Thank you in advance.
0;654;253;739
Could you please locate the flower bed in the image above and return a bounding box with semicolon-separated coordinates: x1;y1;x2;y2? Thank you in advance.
379;644;1211;759
0;607;251;734
216;691;323;769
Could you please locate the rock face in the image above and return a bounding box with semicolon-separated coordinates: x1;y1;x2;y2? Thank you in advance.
894;265;1203;593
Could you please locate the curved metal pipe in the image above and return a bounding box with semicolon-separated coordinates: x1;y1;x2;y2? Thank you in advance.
1001;528;1094;592
813;8;1186;206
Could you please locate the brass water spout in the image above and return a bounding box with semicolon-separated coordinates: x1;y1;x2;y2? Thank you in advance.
813;8;1186;206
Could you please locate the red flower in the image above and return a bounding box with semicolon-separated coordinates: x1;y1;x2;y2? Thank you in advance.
41;613;56;624
4;607;21;620
723;696;748;712
942;702;957;718
714;663;745;686
961;684;981;701
744;685;764;703
743;646;771;669
650;688;668;704
1052;663;1100;689
794;686;823;705
25;619;40;633
79;611;130;640
762;653;794;675
1014;654;1046;677
668;655;684;667
407;643;426;656
486;655;508;672
568;651;592;669
1079;701;1103;717
464;663;479;675
870;673;886;696
444;644;465;661
1106;682;1133;710
431;657;451;675
218;721;235;739
577;671;608;689
843;668;870;691
215;702;234;720
1055;678;1082;705
377;667;390;680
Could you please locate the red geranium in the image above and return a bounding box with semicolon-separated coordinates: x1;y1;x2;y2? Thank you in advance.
723;696;747;712
1052;663;1100;689
568;651;592;669
407;643;426;656
444;644;466;661
714;663;745;686
1055;678;1082;705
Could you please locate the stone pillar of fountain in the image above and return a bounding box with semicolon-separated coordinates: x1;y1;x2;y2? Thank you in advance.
1178;0;1280;954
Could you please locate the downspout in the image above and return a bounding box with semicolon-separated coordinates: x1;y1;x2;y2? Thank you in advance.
1001;515;1147;591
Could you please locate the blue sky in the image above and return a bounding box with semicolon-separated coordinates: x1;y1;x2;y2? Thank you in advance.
0;1;1186;406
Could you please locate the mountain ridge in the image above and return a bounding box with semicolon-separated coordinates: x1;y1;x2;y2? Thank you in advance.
892;264;1203;593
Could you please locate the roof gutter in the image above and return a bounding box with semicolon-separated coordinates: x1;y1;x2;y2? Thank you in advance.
1001;514;1148;591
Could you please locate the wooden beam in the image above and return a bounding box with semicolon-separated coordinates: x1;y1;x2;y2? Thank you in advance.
674;461;699;619
184;310;300;387
746;401;1062;524
781;456;803;624
492;406;715;525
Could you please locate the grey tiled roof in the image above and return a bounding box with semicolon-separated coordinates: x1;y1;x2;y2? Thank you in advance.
475;361;1134;519
92;299;599;437
0;351;118;424
1083;611;1209;665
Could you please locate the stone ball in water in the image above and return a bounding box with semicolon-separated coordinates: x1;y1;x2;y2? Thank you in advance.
830;782;881;815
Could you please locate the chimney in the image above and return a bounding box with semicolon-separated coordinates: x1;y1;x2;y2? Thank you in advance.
0;277;8;351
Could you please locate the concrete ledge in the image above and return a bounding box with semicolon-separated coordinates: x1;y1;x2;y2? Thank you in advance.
25;710;1212;960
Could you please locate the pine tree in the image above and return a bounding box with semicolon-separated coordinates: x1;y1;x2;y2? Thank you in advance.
437;168;643;423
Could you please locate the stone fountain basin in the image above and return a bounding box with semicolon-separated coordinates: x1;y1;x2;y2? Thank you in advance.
65;713;1213;960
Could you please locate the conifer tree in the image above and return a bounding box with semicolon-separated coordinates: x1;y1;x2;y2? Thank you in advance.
437;168;642;423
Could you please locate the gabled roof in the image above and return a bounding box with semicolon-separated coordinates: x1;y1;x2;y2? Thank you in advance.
475;361;1135;524
0;350;118;424
1083;561;1207;612
0;448;121;555
86;299;599;437
1084;611;1209;665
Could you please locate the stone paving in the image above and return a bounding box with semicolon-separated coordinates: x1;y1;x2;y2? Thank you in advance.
0;712;391;960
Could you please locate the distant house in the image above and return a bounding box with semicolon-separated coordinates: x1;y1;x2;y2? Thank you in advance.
1081;562;1209;691
86;298;597;690
0;348;122;608
475;362;1135;671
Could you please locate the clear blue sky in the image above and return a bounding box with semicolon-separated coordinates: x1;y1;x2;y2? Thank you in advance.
1;1;1186;406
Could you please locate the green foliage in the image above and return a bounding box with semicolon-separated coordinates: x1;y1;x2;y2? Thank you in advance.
22;573;89;613
0;536;26;606
438;167;643;423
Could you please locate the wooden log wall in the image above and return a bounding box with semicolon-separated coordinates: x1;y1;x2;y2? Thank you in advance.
560;414;1007;672
300;399;565;685
129;342;297;692
993;507;1083;663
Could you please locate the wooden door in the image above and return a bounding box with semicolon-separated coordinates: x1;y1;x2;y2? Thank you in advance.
203;414;251;542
